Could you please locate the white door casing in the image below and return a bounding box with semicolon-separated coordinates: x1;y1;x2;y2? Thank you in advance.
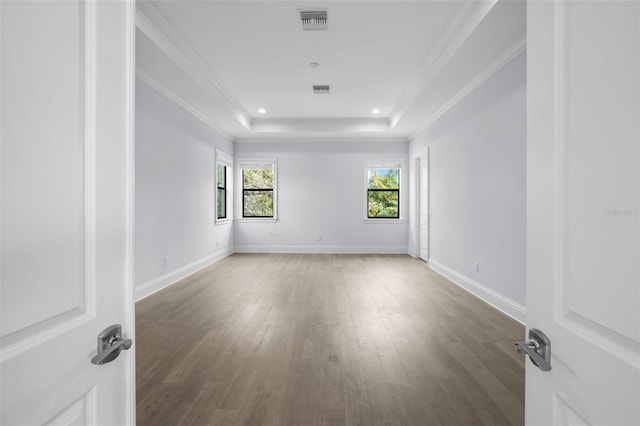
527;1;640;425
419;150;430;262
1;1;136;424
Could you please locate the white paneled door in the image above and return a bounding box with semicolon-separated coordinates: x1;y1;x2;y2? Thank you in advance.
419;150;429;262
1;1;135;424
527;1;640;425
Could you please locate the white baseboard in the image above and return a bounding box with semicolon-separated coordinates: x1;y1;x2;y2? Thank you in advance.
428;259;526;324
135;248;233;301
233;245;408;254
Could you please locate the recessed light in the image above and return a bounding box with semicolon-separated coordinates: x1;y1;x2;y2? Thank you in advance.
372;108;380;114
258;108;266;114
309;62;319;68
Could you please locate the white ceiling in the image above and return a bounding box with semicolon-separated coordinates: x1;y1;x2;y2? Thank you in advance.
136;0;526;141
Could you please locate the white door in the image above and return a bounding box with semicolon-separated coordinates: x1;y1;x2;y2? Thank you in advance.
1;1;135;424
419;150;430;262
526;1;639;425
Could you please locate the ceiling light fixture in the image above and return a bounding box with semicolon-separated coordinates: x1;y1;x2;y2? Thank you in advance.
258;108;266;114
372;108;380;114
309;62;319;68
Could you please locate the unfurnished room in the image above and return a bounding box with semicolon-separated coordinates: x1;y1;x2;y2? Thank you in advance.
1;1;639;425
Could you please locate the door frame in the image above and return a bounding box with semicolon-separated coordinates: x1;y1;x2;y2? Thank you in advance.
124;0;137;422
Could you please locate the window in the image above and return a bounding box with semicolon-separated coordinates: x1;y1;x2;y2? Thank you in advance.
239;159;277;220
217;164;227;219
215;150;233;224
366;160;402;220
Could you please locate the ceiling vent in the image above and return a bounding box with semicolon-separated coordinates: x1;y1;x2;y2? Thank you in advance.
312;85;330;94
300;10;328;31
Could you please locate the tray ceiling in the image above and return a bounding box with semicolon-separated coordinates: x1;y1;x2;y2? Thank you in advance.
136;0;526;140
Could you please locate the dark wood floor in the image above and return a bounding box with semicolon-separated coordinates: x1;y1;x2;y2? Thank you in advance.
136;254;525;426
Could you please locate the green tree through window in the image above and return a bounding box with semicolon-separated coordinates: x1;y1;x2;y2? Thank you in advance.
243;168;274;217
367;168;399;218
217;164;226;219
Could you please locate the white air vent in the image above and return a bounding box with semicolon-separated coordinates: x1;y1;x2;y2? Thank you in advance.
312;85;330;94
300;10;328;31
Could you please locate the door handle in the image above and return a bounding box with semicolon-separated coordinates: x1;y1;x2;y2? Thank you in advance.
515;328;551;371
91;324;132;365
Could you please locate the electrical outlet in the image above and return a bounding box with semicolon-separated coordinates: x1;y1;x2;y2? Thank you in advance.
475;262;480;273
164;257;168;267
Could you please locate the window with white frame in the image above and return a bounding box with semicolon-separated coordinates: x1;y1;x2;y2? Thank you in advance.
365;160;402;220
215;150;233;223
239;159;277;220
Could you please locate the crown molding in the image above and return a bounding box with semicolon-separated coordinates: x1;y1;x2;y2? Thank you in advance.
136;2;250;128
250;117;391;133
136;69;233;140
390;0;498;129
234;136;409;144
410;36;526;140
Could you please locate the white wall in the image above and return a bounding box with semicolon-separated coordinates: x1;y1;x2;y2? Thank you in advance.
410;51;526;321
135;80;234;300
234;140;409;253
135;52;525;313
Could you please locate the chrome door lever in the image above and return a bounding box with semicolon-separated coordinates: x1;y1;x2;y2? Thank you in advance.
91;324;132;365
515;328;551;371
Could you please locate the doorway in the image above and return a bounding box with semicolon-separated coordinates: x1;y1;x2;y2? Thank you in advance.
417;149;430;262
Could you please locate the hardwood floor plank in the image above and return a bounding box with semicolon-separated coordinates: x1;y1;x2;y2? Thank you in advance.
136;254;525;425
